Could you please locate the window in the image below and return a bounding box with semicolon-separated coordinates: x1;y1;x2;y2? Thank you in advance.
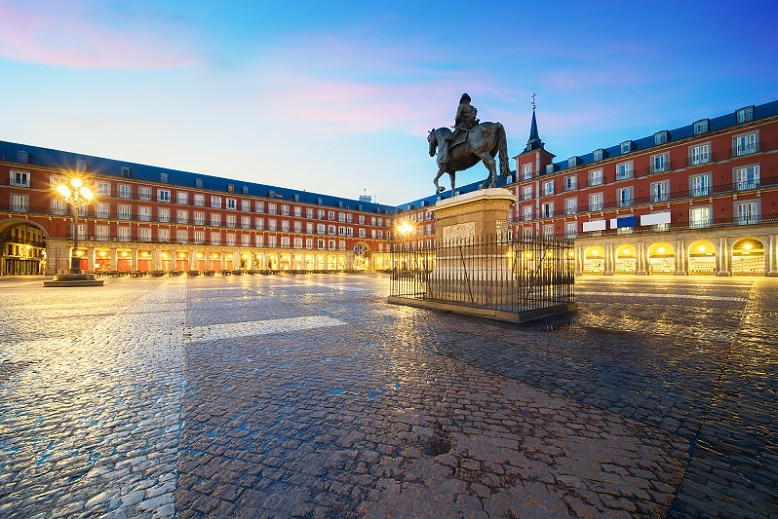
118;184;132;198
268;203;277;214
564;222;577;238
241;200;251;212
210;196;221;208
226;198;237;210
76;159;87;172
195;178;203;188
593;149;604;161
210;213;222;227
543;224;554;237
281;237;290;248
588;169;603;186
294;221;302;233
138;187;152;200
177;209;189;224
522;205;533;221
650;180;669;202
194;230;205;244
564;175;577;191
522;227;533;240
226;233;236;246
118;226;131;241
268;219;277;231
317;223;326;234
689;144;711;166
97;182;111;196
541;202;554;218
617;187;633;207
193;194;205;206
690;173;711;197
255;201;265;212
733;132;758;157
281;220;290;232
210;231;221;245
693;119;709;135
121;167;131;178
307;208;314;218
242;186;249;195
194;211;205;225
620;141;634;154
17;151;29;163
616;161;633;180
118;204;132;220
690;206;712;228
10;194;29;212
564;197;577;215
543;180;554;196
735;200;760;224
736;106;754;124
242;235;251;246
157;189;170;202
255;217;264;230
241;216;251;229
51;198;67;215
521;185;533;200
735;165;760;190
281;204;290;216
160;173;169;184
176;229;188;244
158;207;170;223
138;206;152;221
651;153;668;173
654;131;668;145
256;235;264;247
177;191;189;204
95;225;110;241
158;229;170;243
138;228;152;242
589;192;603;211
96;202;110;218
226;214;237;228
10;170;30;187
522;163;533;179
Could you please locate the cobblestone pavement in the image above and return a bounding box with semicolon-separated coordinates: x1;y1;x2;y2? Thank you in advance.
0;274;775;518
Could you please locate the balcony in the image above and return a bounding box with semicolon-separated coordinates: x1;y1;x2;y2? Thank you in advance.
731;142;761;157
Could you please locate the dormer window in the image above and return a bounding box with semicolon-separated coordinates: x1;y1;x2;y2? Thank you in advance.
593;149;605;161
620;140;635;154
694;119;709;135
545;164;555;174
17;151;29;163
736;105;754;124
568;156;580;168
76;159;87;172
654;131;669;145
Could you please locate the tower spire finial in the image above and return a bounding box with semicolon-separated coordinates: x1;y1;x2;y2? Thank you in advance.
531;92;536;110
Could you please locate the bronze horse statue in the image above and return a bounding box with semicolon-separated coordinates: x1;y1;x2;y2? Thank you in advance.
427;122;510;197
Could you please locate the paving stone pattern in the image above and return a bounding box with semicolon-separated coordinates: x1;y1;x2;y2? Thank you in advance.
0;274;776;518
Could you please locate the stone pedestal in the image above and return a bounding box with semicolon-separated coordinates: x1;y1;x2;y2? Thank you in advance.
432;188;516;243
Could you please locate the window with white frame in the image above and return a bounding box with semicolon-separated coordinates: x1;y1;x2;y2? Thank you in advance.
138;228;152;242
158;228;170;242
241;216;251;229
689;143;711;165
281;204;290;215
194;230;205;244
654;131;668;145
522;163;533;180
564;221;577;238
176;229;189;243
541;201;554;218
10;170;30;187
650;180;669;202
255;217;264;230
268;203;277;214
735;200;760;224
617;186;633;207
543;224;554;237
281;236;290;247
226;233;236;246
242;235;251;246
193;194;205;206
736;106;754;124
651;152;668;173
158;207;170;223
543;180;554;196
255;235;264;247
118;184;132;198
226;198;237;210
211;196;222;208
255;201;264;212
10;193;28;212
157;189;170;202
268;218;277;231
564;197;577;215
588;168;603;186
177;191;189;204
118;226;131;241
210;213;221;227
241;200;251;212
564;175;577;191
593;149;604;161
96;182;111;196
51;198;67;215
177;209;189;224
522;227;533;239
735;164;760;190
210;231;221;245
96;202;111;218
294;221;302;233
522;204;533;221
690;206;712;228
138;187;152;200
281;220;290;232
293;237;303;248
307;208;314;218
589;192;603;211
521;185;533;200
17;151;29;163
733;132;758;157
226;214;237;228
138;206;152;221
616;161;633;180
194;211;205;225
118;204;132;219
293;206;302;217
694;119;709;135
95;225;110;241
690;173;711;197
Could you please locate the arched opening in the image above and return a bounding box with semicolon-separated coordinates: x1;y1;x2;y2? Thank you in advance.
688;240;717;275
583;246;605;273
732;238;765;275
615;245;636;274
648;242;675;274
0;220;48;276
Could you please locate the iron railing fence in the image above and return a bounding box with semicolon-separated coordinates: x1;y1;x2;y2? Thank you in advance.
390;235;575;320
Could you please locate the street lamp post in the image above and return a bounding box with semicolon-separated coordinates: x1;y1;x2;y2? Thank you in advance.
44;176;104;287
56;178;93;274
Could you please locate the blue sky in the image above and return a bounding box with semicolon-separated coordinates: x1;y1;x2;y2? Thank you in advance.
1;0;776;205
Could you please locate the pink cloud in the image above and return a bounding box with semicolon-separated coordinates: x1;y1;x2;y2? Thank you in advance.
0;1;200;69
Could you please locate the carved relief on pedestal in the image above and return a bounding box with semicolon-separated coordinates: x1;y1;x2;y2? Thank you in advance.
442;222;475;243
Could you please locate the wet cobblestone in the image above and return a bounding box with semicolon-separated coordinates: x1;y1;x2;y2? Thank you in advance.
0;274;776;518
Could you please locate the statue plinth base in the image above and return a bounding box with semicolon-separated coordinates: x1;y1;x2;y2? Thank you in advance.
44;273;105;287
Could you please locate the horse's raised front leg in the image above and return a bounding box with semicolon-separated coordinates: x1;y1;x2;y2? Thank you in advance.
433;169;445;193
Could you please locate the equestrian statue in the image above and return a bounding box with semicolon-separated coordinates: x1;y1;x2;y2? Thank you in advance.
427;93;510;197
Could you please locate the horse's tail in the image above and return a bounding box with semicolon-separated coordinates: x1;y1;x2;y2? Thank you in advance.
497;122;510;179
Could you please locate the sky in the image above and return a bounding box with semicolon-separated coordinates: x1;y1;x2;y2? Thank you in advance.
1;1;777;206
